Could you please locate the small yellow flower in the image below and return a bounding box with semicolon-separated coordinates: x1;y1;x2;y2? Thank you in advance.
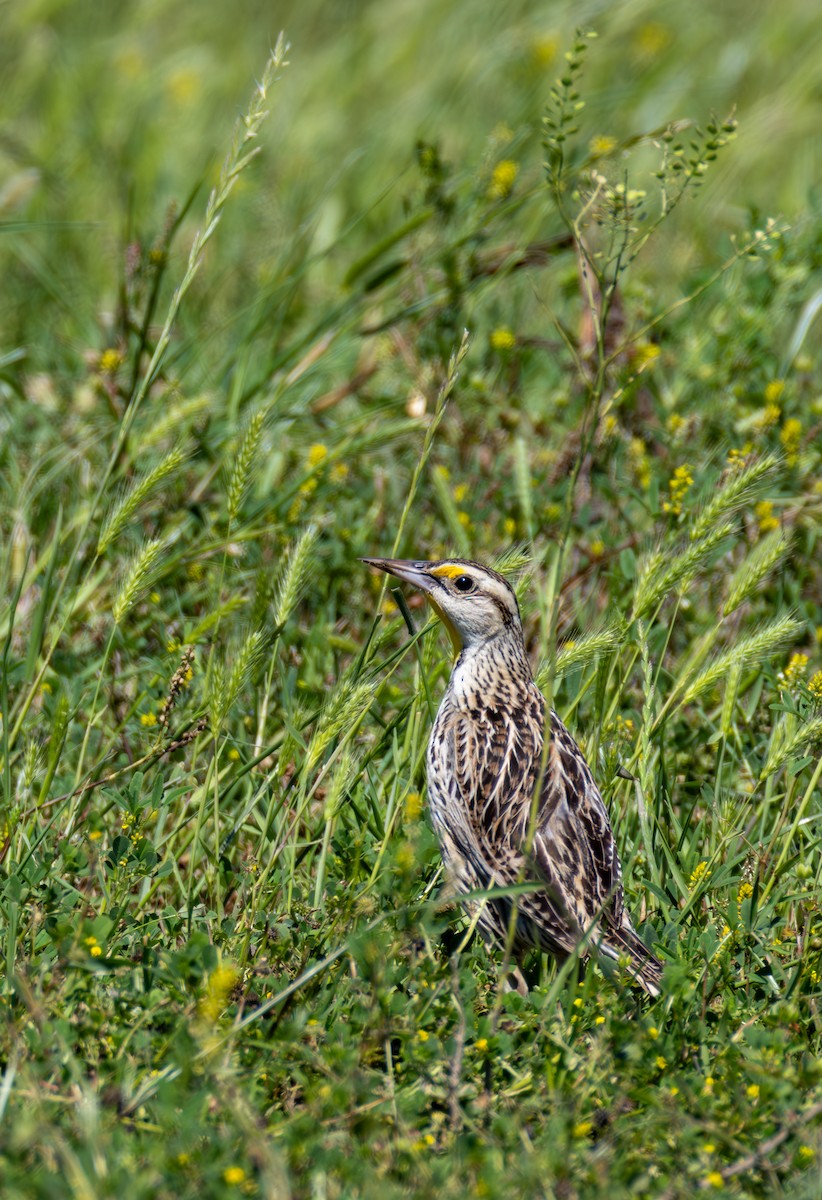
784;652;809;687
488;160;518;200
475;1037;489;1052
490;327;516;352
666;413;685;435
223;1167;246;1185
689;860;708;890
99;348;123;374
307;443;328;468
531;34;559;66
727;443;753;470
629;438;651;490
764;379;785;404
594;1015;605;1025
228;748;240;761
746;1083;760;1100
405;792;423;821
755;499;779;533
40;681;53;695
589;134;617;157
781;417;802;464
395;843;415;872
186;562;204;581
150;592;161;604
703;1076;715;1095
737;881;753;902
756;402;781;433
90;945;102;957
635;21;670;55
572;1121;592;1138
808;670;822;702
140;712;157;727
705;1171;724;1189
648;1026;659;1040
84;936;98;946
703;1143;716;1154
799;1145;815;1161
453;483;468;503
457;511;471;529
417;1029;430;1043
633;342;660;369
89;830;102;841
503;517;517;537
661;464;694;516
199;964;240;1023
176;1153;190;1166
330;462;349;483
655;1055;667;1070
543;502;562;522
589;539;605;558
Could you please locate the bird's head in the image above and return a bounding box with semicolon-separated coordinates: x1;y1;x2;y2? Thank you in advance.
362;557;522;655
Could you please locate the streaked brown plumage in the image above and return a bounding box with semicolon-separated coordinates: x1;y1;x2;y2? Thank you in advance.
364;556;662;995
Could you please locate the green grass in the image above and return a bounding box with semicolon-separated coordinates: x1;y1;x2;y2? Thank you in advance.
2;3;822;1197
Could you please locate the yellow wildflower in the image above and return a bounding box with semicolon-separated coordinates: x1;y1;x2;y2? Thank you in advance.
629;438;651;489
807;670;822;702
589;539;605;558
453;483;468;503
140;712;157;727
99;348;123;374
655;1055;667;1070
490;327;516;352
222;1167;246;1185
703;1076;715;1095
405;792;423;821
764;380;785;404
307;443;328;468
90;945;102;957
457;511;471;529
89;830;102;841
755;499;779;533
594;1015;605;1025
799;1145;815;1161
705;1172;724;1189
475;1037;489;1052
757;402;781;431
417;1029;430;1043
737;881;753;902
572;1122;592;1138
662;464;694;516
726;443;753;470
689;861;708;890
781;417;802;464
503;517;517;537
531;34;559;66
488;160;518;200
666;413;685;435
228;748;240;761
330;462;350;483
784;652;809;686
633;342;660;369
199;963;240;1023
589;134;617;157
635;22;670;55
648;1026;659;1040
746;1084;760;1100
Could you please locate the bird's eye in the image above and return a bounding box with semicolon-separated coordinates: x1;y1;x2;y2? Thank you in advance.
453;574;475;594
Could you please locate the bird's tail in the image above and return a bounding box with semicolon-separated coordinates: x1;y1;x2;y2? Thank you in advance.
598;924;663;997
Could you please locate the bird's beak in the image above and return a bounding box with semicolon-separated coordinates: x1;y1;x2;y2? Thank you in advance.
361;558;437;595
362;557;462;657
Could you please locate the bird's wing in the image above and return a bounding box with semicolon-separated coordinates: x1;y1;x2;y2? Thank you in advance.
437;692;582;956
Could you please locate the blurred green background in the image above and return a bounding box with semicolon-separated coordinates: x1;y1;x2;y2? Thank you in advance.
3;0;820;374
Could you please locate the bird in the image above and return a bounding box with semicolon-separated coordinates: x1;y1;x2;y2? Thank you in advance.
363;556;662;996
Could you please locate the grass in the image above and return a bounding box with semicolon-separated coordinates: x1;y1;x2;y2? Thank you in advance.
2;3;822;1197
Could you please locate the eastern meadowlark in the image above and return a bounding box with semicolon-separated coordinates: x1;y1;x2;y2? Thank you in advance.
364;556;663;996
